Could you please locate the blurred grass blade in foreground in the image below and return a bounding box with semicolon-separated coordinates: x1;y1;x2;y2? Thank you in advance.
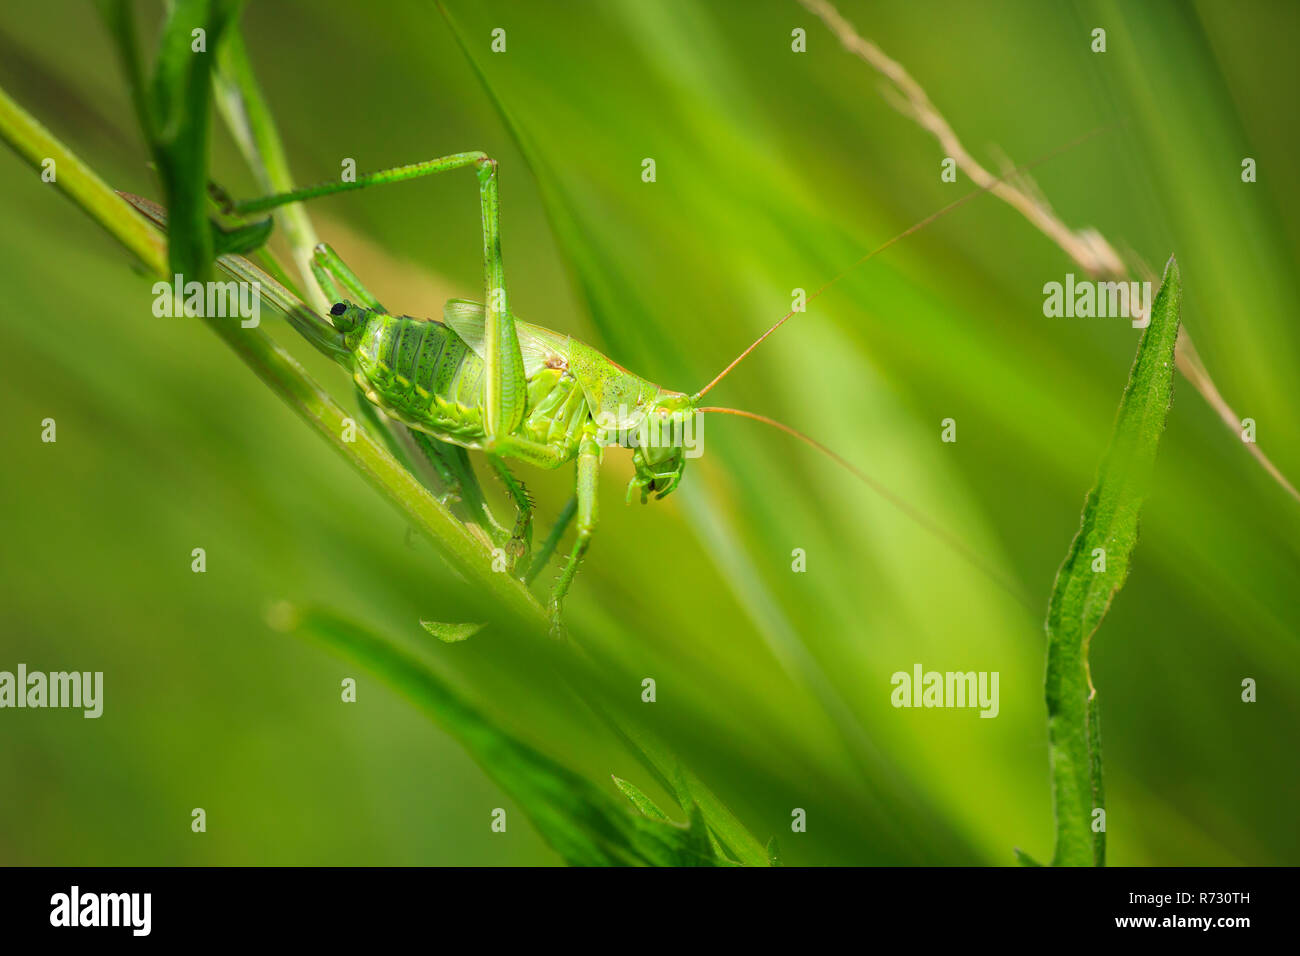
295;606;745;866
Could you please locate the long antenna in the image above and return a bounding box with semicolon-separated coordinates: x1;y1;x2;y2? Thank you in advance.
699;406;1033;610
691;126;1109;400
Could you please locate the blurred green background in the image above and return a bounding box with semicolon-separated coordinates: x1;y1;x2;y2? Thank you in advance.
1;0;1297;865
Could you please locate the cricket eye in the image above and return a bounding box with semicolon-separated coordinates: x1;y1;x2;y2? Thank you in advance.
330;302;347;316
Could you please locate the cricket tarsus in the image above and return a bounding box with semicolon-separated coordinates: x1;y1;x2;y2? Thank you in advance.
208;131;1099;628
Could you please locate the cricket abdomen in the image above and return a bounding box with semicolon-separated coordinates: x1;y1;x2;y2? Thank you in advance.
353;313;589;464
355;313;487;444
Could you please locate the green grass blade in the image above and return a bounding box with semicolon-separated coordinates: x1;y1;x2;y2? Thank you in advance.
420;620;485;644
766;837;784;867
611;776;671;821
593;704;772;866
295;607;728;866
1044;255;1183;867
608;780;733;868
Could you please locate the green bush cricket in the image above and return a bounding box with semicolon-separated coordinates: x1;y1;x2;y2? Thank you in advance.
128;134;1095;632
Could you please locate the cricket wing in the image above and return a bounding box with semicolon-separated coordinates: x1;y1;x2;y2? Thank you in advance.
442;299;571;377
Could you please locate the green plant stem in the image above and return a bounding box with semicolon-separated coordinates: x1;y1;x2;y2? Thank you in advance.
0;87;167;274
0;80;545;630
214;30;327;312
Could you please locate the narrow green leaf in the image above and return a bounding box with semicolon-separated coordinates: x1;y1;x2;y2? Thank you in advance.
1013;847;1043;867
420;620;485;644
599;711;772;866
612;775;671;821
1044;255;1182;867
766;836;784;867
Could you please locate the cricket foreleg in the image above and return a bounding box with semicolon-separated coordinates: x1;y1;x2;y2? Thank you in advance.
549;432;600;636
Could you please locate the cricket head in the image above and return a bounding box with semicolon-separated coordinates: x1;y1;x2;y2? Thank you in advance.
328;300;372;350
566;339;702;504
624;389;700;504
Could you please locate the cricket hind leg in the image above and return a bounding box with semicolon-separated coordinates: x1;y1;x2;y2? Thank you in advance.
222;151;529;449
256;161;531;574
